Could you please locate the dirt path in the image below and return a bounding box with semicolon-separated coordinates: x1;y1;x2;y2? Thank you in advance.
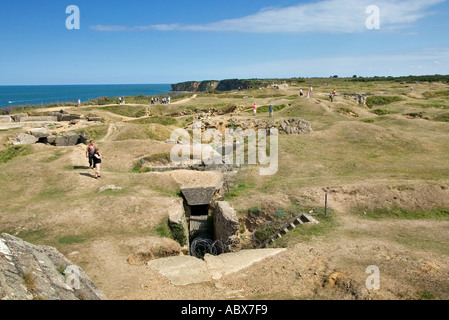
171;94;197;105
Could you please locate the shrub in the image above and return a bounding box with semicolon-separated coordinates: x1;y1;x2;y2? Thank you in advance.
168;221;187;246
248;206;262;215
366;96;403;109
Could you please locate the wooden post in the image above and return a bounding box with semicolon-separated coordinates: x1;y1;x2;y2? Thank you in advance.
325;192;328;216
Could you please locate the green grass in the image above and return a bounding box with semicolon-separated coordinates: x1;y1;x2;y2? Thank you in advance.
371;108;395;115
0;145;31;164
406;102;449;109
73;125;109;142
418;291;436;300
273;213;338;247
128;116;177;126
101;105;147;118
432;112;449;122
42;151;64;163
355;207;449;220
57;235;86;245
14;229;48;244
246;104;287;114
153;218;172;238
366;96;404;108
224;183;248;200
422;90;449;100
37;188;69;200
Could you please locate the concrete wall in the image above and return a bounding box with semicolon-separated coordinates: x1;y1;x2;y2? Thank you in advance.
213;201;240;252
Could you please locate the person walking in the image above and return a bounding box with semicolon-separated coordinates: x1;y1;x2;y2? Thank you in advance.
93;147;102;179
86;140;96;169
299;89;303;97
78;98;81;107
307;90;310;99
269;104;274;117
253;103;258;115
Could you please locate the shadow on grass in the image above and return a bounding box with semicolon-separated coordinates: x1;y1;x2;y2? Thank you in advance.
79;173;96;179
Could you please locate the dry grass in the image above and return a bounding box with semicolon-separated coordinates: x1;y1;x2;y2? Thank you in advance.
1;79;449;300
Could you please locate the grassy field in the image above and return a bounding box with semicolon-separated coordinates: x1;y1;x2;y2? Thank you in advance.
1;77;448;300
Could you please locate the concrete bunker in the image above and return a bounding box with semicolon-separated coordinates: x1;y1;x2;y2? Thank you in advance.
180;186;239;259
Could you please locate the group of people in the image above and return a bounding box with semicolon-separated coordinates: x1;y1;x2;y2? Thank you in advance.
151;96;170;104
299;87;313;98
86;140;102;179
252;103;274;117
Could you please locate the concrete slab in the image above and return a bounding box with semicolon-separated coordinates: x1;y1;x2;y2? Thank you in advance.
146;248;287;285
0;124;26;130
181;186;216;206
204;248;287;280
147;255;211;286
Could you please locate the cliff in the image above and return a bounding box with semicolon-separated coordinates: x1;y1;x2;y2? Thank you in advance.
171;79;271;92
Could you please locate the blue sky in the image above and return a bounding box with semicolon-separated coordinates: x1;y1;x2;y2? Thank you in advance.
1;0;448;85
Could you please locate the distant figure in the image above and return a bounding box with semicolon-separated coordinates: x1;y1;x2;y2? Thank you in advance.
310;86;313;93
410;86;413;92
253;103;258;115
93;147;102;179
118;97;122;104
329;92;334;102
332;89;337;95
86;140;96;169
299;89;303;97
307;90;310;99
78;98;81;107
5;107;10;115
151;97;154;104
168;96;171;104
269;104;274;117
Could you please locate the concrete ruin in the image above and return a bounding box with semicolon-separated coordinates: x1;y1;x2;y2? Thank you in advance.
214;201;240;252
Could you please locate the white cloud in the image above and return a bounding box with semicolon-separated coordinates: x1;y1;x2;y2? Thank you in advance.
90;0;445;34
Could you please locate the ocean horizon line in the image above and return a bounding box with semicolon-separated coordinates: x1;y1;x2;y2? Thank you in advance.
0;83;174;108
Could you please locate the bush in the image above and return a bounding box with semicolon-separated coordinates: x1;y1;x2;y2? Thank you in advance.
168;221;187;246
366;96;403;109
248;206;262;215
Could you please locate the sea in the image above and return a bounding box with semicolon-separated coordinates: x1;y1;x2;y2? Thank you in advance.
0;84;173;108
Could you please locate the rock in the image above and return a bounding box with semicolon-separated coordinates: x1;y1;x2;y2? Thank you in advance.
54;132;81;146
87;117;101;122
19;116;58;122
78;132;89;145
46;135;56;145
0;233;107;300
11;114;27;122
28;128;50;139
12;133;38;145
98;185;122;193
0;116;12;123
278;118;312;135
